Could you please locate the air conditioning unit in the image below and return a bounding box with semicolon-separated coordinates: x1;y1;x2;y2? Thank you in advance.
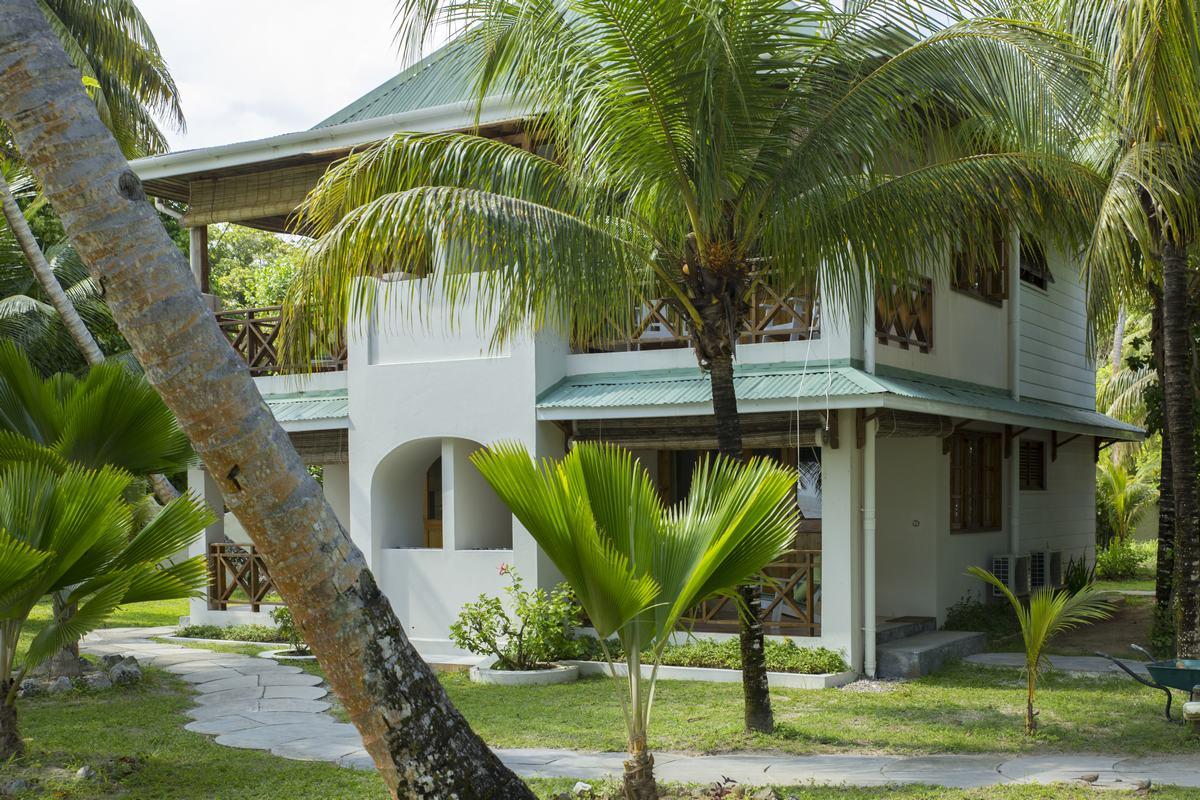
990;554;1031;599
1049;551;1064;588
1028;550;1051;591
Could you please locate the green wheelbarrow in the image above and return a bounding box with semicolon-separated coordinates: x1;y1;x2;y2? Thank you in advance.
1096;645;1200;722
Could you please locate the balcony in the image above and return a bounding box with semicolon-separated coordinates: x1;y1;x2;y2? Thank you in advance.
216;305;347;376
576;280;819;353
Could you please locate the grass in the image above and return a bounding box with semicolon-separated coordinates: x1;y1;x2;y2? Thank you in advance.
1096;579;1155;593
17;599;189;661
10;677;1199;800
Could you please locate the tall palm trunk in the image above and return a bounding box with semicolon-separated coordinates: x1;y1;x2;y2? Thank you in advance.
704;327;773;734
1150;287;1176;618
0;5;534;797
1159;240;1199;658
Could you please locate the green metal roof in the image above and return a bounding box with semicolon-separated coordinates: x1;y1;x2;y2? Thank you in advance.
536;363;1142;438
263;389;349;424
315;37;488;128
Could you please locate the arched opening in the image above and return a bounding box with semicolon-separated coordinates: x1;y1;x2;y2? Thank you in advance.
372;438;443;549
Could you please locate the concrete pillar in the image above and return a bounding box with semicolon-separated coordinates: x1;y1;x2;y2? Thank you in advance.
188;225;208;293
1008;227;1021;400
322;463;351;532
186;466;225;617
863;417;878;678
820;409;864;672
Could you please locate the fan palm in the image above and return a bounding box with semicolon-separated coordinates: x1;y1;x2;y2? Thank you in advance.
0;461;211;758
287;0;1105;730
1054;0;1200;657
969;566;1112;735
471;442;798;798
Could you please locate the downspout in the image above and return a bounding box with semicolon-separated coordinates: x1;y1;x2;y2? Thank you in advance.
863;416;877;677
1008;228;1021;555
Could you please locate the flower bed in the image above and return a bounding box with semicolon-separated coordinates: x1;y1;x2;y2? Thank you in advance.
571;636;848;675
174;624;284;643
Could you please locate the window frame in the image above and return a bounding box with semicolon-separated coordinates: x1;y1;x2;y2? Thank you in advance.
1018;439;1047;491
1018;237;1054;291
951;229;1009;306
949;430;1003;533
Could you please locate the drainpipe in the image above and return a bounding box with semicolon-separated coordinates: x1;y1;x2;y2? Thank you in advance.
863;416;878;678
1007;228;1021;556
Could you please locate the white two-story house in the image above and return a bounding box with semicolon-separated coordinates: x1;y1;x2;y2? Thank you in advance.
131;42;1139;679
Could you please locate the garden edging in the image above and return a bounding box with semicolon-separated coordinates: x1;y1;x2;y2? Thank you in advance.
560;660;858;689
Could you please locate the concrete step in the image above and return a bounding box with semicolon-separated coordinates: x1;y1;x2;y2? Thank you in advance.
876;630;986;679
875;616;937;645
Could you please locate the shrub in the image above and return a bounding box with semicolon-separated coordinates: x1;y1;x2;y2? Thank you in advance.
449;566;581;670
570;636;847;674
943;595;1020;645
1062;555;1094;594
176;624;283;643
270;607;309;654
1096;541;1142;581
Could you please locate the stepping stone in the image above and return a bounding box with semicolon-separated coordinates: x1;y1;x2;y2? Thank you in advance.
178;669;242;684
237;711;339;727
186;702;262;721
337;749;375;771
215;722;342;750
184;716;263;735
195;687;266;706
258;672;322;687
257;698;331;714
230;661;302;676
263;685;327;701
165;661;244;675
272;737;364;762
195;675;262;693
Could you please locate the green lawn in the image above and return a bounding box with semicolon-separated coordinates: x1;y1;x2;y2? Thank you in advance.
18;599;189;660
11;676;1199;800
1095;579;1155;593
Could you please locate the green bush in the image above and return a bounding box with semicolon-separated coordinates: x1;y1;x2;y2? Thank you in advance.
449;566;581;670
176;623;284;643
1096;541;1143;580
571;636;848;674
270;607;309;655
1062;555;1095;594
942;595;1020;645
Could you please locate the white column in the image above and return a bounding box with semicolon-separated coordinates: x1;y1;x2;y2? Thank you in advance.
188;225;207;290
863;417;878;678
820;409;864;672
1008;227;1021;400
186;466;225;618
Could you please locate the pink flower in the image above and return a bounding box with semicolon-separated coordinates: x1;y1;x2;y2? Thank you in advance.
498;562;510;576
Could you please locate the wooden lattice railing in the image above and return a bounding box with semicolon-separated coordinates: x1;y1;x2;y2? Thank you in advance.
579;280;819;353
207;543;276;611
682;548;821;637
875;278;933;353
215;305;347;376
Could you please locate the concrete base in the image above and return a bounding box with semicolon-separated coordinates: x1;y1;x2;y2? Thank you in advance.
469;664;580;685
877;630;986;679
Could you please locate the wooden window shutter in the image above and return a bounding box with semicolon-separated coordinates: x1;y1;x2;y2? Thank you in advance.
1019;440;1045;490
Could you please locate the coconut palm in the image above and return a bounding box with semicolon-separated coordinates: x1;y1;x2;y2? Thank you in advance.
1055;0;1200;657
0;461;210;758
0;6;538;795
471;442;797;798
285;0;1103;729
969;566;1112;735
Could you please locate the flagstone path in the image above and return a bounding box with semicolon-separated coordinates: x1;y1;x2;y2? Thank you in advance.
82;627;1200;790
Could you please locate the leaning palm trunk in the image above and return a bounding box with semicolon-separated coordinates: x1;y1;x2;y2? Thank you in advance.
0;5;533;797
1160;240;1200;657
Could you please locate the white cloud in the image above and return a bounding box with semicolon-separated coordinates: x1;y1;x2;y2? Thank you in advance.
137;1;408;151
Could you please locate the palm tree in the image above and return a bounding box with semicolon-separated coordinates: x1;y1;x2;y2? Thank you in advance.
1097;458;1157;545
472;442;797;799
285;0;1102;729
0;4;536;795
969;566;1112;735
0;461;210;758
1060;0;1200;657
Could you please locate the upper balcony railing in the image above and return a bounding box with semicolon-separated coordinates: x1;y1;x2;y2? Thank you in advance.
575;280;820;354
216;305;347;376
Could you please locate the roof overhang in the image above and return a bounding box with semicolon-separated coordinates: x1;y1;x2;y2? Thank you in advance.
536;363;1143;442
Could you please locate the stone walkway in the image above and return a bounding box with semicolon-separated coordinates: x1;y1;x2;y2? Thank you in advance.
966;652;1151;676
81;628;1200;789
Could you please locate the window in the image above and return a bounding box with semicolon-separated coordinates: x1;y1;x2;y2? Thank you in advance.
1019;238;1054;290
952;229;1008;305
875;278;934;352
1019;440;1046;490
949;431;1002;532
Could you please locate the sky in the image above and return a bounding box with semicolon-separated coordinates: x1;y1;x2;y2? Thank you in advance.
137;1;411;152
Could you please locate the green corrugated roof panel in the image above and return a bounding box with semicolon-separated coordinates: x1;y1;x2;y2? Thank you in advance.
263;389;349;423
315;37;487;128
537;363;1142;438
536;363;879;409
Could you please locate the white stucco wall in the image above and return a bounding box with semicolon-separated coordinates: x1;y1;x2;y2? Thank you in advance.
874;437;941;620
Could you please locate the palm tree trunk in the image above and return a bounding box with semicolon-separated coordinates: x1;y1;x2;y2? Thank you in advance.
47;592;82;678
1150;287;1176;617
0;689;21;760
1159;240;1199;658
622;738;657;800
1025;673;1037;736
709;348;774;734
0;6;534;797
